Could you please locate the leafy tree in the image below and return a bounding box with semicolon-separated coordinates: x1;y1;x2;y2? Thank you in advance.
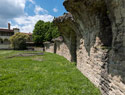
33;20;60;44
10;32;29;50
33;20;45;44
44;22;60;41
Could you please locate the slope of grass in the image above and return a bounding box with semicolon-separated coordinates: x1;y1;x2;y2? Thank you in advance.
0;50;101;95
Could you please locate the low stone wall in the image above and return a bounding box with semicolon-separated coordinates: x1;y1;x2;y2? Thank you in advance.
34;47;43;51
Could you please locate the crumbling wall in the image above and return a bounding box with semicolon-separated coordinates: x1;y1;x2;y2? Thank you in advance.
53;0;125;95
54;13;77;62
44;37;71;61
44;42;54;53
55;41;71;61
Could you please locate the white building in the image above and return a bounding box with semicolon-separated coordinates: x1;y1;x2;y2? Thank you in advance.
0;23;19;49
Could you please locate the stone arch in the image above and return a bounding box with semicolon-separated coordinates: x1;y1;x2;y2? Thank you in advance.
0;38;3;44
53;13;78;62
3;39;10;44
98;10;113;47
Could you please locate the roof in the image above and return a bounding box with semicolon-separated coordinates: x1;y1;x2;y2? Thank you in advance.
0;29;14;32
22;32;32;35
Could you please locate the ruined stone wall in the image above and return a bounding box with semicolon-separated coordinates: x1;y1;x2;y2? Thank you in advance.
34;47;43;51
55;41;71;61
43;40;71;61
44;42;54;53
54;13;77;62
53;0;125;95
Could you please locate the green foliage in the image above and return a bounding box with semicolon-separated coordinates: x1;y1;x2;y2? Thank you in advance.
33;20;60;44
44;22;60;41
32;20;45;44
0;50;101;95
10;32;29;50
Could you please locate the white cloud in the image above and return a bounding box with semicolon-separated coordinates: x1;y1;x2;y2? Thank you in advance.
28;0;35;4
53;8;58;12
0;0;26;27
0;0;54;33
34;5;48;15
11;14;54;33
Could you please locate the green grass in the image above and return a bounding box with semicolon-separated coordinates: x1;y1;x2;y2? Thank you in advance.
0;50;101;95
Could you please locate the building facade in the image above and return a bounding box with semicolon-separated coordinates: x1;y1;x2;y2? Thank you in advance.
0;23;19;49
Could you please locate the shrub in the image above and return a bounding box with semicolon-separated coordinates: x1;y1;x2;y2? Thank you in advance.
10;32;29;50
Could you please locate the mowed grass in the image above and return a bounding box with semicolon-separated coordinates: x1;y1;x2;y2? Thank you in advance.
0;50;101;95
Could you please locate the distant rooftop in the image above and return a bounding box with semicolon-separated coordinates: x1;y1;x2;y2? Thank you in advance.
0;28;14;32
22;32;32;35
0;23;19;33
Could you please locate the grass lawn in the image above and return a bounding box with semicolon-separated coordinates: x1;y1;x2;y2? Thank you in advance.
0;50;101;95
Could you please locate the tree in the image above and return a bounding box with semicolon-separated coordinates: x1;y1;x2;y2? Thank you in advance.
32;20;60;44
33;20;45;44
10;32;29;50
44;22;60;41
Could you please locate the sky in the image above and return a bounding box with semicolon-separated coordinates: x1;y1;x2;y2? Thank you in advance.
0;0;66;33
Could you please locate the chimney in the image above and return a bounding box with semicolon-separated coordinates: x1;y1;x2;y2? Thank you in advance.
8;23;10;30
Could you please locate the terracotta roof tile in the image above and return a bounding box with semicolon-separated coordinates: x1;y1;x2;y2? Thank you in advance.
0;29;14;32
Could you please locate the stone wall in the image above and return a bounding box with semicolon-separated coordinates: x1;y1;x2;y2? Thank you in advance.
44;40;72;61
44;42;54;53
53;0;125;95
54;13;77;62
55;41;71;61
34;47;43;51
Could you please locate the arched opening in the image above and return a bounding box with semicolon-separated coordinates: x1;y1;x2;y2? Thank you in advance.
4;39;10;44
0;38;3;44
98;5;113;47
98;15;113;47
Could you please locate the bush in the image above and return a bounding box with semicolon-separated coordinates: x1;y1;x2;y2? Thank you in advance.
10;32;29;50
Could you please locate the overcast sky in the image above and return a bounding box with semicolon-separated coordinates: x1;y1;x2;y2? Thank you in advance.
0;0;66;33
